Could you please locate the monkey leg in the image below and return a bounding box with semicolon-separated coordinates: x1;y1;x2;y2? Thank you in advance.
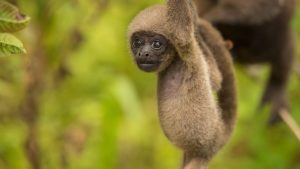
260;77;289;124
260;30;295;124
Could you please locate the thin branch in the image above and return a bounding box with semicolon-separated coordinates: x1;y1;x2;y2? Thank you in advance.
279;109;300;142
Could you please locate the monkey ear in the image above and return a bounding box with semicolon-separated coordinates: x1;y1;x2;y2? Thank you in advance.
224;40;234;50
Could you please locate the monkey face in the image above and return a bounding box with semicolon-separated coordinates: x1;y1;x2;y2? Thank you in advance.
130;31;174;72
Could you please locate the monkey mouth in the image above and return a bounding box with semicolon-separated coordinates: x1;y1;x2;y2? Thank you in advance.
136;60;160;72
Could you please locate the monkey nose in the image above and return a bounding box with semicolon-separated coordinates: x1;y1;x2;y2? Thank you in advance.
139;52;150;57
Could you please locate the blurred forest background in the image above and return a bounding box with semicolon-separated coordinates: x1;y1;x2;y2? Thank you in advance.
0;0;300;169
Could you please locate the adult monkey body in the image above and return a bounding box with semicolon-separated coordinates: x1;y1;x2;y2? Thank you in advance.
194;0;296;123
128;0;237;168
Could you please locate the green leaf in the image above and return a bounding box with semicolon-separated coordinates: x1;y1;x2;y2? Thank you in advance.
0;1;30;32
0;33;26;56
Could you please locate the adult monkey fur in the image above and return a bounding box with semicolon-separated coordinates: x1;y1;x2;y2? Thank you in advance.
128;0;237;168
194;0;296;123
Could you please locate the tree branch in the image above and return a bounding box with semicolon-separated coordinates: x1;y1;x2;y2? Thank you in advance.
279;109;300;142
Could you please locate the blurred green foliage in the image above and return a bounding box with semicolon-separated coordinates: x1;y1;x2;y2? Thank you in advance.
0;1;29;56
0;0;299;169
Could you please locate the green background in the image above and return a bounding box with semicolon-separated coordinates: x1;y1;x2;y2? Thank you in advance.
0;0;300;169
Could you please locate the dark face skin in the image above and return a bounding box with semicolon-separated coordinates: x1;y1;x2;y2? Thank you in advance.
131;31;171;72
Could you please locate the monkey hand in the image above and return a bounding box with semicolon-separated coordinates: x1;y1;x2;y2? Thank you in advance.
166;0;195;43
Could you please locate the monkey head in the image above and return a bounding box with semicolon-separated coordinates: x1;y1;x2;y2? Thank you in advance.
128;5;175;72
130;31;175;72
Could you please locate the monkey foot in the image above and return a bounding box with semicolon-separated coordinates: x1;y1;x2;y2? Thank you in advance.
259;100;290;125
259;85;289;125
268;102;289;125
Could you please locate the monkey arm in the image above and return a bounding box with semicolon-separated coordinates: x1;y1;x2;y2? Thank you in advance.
166;0;202;63
166;0;194;43
195;32;223;90
204;0;283;25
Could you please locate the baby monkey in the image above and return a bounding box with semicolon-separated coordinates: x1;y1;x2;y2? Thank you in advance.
128;0;237;168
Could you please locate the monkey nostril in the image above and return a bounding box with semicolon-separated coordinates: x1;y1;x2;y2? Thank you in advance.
145;53;149;57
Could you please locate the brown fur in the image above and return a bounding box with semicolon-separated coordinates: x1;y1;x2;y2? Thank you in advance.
194;0;296;123
203;0;285;25
128;0;237;168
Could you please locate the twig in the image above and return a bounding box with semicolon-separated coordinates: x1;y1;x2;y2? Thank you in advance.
279;109;300;142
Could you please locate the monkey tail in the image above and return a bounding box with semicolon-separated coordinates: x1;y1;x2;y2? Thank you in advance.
216;51;237;134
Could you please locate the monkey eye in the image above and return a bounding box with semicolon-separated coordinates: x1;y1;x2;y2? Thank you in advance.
152;40;163;50
133;39;143;48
